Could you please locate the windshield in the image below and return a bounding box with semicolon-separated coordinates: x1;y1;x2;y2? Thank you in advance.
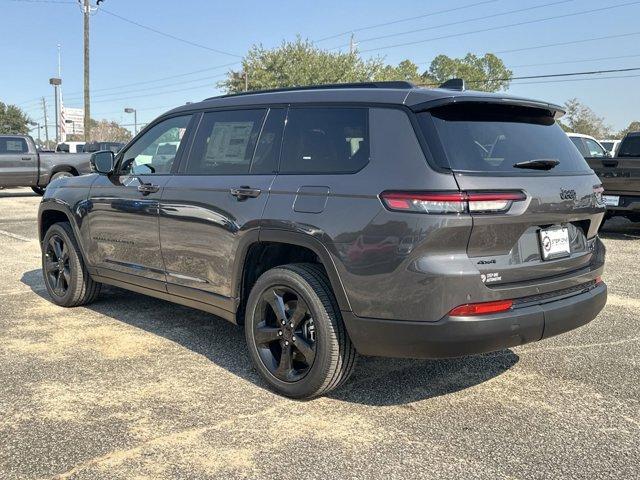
419;104;591;174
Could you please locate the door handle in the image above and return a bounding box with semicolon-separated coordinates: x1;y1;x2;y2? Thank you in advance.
230;186;261;200
137;183;160;195
21;156;32;161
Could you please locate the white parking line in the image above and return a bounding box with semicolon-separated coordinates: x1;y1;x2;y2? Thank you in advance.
0;229;31;242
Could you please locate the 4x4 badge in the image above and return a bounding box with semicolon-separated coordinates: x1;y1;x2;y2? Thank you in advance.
560;188;577;200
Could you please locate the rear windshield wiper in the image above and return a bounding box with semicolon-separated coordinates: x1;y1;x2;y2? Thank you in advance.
513;159;560;170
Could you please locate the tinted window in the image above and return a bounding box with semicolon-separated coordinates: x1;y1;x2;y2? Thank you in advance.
0;137;28;154
419;104;591;173
280;108;369;174
186;109;266;175
251;108;285;174
618;136;640;157
584;138;606;157
120;115;191;175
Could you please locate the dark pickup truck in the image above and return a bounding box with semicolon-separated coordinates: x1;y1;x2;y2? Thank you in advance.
586;132;640;223
0;135;92;195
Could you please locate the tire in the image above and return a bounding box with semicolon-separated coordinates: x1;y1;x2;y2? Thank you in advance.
42;222;101;307
245;263;356;399
50;171;74;182
31;186;45;196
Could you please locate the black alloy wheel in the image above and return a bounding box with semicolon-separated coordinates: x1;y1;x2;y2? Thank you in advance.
44;234;71;297
254;286;316;382
41;222;101;307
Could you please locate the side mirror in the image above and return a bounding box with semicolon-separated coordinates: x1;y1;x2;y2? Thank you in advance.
90;150;115;175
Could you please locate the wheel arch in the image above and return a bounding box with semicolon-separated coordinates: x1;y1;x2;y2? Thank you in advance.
50;165;79;177
233;229;352;324
39;203;90;268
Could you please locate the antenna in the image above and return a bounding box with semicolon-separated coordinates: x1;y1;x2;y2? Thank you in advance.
439;78;465;91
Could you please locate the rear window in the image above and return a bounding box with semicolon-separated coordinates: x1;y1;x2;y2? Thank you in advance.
618;136;640;157
280;107;369;174
0;137;28;154
418;104;591;173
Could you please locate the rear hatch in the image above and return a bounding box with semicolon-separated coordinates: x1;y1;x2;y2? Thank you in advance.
417;102;605;287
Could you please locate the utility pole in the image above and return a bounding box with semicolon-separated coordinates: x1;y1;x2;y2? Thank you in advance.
244;71;248;92
82;0;91;142
349;33;356;55
42;97;50;146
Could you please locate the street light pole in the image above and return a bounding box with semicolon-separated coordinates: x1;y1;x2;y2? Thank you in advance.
49;77;62;143
124;108;137;135
83;0;91;142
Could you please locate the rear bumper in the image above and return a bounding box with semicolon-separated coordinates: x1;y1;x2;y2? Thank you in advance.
605;194;640;216
343;282;607;359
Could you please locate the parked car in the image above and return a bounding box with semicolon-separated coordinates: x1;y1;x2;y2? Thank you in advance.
84;141;125;154
587;131;640;223
0;135;92;195
56;141;86;153
599;139;621;156
38;82;607;398
567;133;609;158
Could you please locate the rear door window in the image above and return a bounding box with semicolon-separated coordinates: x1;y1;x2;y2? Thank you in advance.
418;104;591;174
0;137;28;154
280;107;369;174
618;136;640;157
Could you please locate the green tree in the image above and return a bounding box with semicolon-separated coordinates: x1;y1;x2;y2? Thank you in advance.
561;98;611;138
0;102;32;134
423;53;512;92
617;121;640;139
375;59;423;83
220;37;392;93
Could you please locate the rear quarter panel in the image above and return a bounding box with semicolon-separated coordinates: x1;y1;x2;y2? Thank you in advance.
261;107;466;320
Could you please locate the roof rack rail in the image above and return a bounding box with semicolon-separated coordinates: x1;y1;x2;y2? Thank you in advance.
439;78;465;91
206;81;416;100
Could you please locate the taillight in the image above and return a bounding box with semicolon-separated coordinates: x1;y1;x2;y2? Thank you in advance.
380;191;525;214
449;299;514;316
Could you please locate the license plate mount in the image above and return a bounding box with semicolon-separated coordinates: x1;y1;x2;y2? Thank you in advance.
539;226;571;260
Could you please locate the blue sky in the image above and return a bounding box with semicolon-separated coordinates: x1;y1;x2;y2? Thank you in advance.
1;0;639;136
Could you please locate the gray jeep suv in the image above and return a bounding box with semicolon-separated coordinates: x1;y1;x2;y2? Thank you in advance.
38;82;607;398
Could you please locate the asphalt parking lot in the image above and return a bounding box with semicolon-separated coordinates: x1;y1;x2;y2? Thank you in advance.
0;188;638;480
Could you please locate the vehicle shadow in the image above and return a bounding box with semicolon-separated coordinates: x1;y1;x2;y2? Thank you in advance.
21;268;518;406
0;190;37;198
598;216;640;240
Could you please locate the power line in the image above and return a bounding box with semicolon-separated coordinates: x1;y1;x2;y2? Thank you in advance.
511;73;640;85
358;1;640;53
496;30;640;54
70;61;239;95
427;66;640;86
98;7;242;58
314;0;500;43
510;53;640;69
333;0;573;49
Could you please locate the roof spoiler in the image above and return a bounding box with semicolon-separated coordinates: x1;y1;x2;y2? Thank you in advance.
439;78;465;91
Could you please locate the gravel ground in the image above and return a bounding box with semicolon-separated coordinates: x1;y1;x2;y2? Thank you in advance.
0;187;638;480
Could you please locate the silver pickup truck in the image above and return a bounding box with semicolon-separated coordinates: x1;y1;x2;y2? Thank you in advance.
0;134;92;195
